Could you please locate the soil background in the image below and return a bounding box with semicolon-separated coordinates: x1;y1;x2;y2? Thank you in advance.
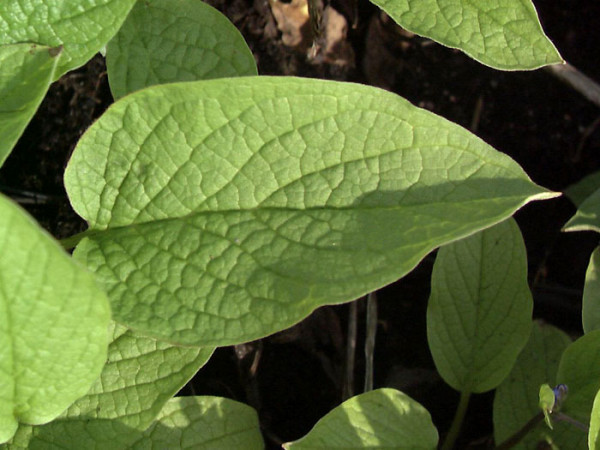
1;1;599;448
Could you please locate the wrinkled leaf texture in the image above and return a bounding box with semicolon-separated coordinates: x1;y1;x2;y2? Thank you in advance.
65;76;556;346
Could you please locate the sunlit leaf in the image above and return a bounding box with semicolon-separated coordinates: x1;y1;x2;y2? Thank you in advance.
106;0;257;98
64;76;556;346
0;0;136;77
283;389;438;449
130;397;263;449
427;218;533;393
368;0;562;70
0;43;61;167
0;195;110;444
4;323;213;448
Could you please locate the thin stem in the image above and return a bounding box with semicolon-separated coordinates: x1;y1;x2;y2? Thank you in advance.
59;229;93;250
343;300;358;400
546;62;600;108
441;391;471;450
494;412;544;450
494;411;589;450
555;412;589;432
364;291;377;392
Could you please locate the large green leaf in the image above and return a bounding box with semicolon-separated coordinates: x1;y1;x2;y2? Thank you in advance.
7;396;262;449
64;76;555;346
4;323;213;448
590;388;600;450
583;247;600;334
368;0;562;70
106;0;257;99
130;396;263;449
563;188;600;233
0;194;110;444
427;218;533;393
493;321;572;449
0;0;137;77
0;43;61;167
555;330;600;449
283;388;438;449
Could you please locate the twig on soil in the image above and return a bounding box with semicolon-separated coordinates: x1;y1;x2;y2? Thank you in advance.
470;95;484;133
0;185;60;205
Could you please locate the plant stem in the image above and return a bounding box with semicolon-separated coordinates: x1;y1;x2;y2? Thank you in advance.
441;390;471;450
494;411;589;450
494;412;544;450
546;62;600;108
343;300;358;400
59;230;92;250
555;412;590;432
364;291;377;392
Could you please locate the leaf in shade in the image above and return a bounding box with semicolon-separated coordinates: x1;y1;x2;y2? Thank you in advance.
427;218;533;393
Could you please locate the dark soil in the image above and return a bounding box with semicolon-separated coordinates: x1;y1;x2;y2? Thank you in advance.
2;0;599;448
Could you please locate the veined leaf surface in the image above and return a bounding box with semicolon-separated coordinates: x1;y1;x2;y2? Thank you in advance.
283;389;438;449
5;323;213;448
0;0;136;77
493;321;572;449
106;0;257;99
0;44;61;167
0;195;110;444
427;219;533;393
368;0;562;70
64;76;555;346
130;397;263;449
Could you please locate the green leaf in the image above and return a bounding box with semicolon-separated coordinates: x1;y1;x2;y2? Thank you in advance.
0;194;110;444
0;0;137;77
64;76;556;346
4;323;213;448
539;383;556;429
283;388;438;449
565;171;600;208
590;388;600;450
5;422;140;449
106;0;257;99
368;0;563;70
130;396;263;449
563;188;600;233
493;321;572;449
555;330;600;449
427;218;533;393
61;323;213;428
0;43;61;167
583;247;600;334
